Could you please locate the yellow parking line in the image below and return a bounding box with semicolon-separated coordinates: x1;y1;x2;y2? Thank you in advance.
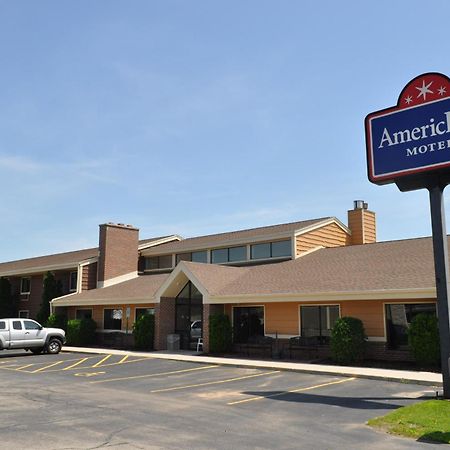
92;354;112;368
63;358;89;371
118;355;129;364
32;361;65;373
90;364;219;384
15;364;34;370
150;370;280;393
227;377;356;405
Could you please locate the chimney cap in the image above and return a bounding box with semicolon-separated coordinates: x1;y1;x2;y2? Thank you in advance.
354;200;368;210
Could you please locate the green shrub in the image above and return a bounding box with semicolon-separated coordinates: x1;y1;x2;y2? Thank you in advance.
46;314;67;331
331;317;366;364
66;318;97;346
408;313;440;366
209;314;232;354
132;314;155;350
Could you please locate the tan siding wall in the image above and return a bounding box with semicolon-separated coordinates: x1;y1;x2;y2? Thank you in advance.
226;299;437;339
67;303;155;330
348;209;376;245
296;222;350;256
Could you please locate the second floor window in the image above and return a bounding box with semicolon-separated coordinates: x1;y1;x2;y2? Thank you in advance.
69;271;78;292
20;277;31;294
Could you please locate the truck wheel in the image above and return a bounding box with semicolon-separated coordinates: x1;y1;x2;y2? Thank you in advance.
47;339;62;355
31;348;43;355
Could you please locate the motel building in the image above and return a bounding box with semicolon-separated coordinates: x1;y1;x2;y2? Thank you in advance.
0;201;439;361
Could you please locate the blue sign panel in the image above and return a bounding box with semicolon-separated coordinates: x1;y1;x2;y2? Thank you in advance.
366;73;450;184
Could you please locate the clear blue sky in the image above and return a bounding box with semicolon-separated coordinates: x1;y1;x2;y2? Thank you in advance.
1;0;450;261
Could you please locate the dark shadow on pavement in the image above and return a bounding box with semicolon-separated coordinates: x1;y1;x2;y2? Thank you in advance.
241;391;409;410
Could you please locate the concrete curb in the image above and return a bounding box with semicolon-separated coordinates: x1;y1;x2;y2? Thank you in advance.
63;346;443;387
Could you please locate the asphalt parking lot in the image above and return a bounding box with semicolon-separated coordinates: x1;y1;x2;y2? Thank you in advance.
0;350;443;449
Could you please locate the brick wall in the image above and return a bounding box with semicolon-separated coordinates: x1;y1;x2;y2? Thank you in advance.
154;297;176;350
82;262;98;291
98;223;138;284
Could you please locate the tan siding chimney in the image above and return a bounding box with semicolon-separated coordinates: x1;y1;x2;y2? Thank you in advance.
348;200;376;245
97;223;139;287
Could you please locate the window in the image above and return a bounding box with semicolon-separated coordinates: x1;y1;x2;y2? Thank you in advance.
251;243;271;260
191;251;207;263
135;307;155;321
76;309;92;320
233;306;264;343
385;303;437;348
211;246;247;264
0;321;5;330
211;248;228;264
228;246;246;262
20;277;31;294
18;310;29;319
104;309;123;330
145;255;172;270
251;240;292;260
69;271;78;291
300;305;340;341
24;320;41;330
12;321;22;330
271;240;292;258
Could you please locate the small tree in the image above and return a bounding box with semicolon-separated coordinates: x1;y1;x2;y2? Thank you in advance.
408;313;440;367
66;318;97;346
331;317;366;364
0;277;14;317
37;272;63;323
209;314;233;354
46;313;68;331
133;314;155;350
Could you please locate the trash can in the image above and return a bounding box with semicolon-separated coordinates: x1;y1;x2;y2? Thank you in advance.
167;334;180;351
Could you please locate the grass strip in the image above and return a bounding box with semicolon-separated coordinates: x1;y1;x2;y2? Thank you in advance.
368;399;450;444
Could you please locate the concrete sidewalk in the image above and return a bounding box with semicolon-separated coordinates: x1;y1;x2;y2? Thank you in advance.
63;345;443;387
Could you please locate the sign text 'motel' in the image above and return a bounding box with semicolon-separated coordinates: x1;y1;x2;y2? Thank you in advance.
365;72;450;399
366;72;450;185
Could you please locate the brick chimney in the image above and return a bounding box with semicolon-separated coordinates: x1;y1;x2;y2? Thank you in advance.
97;223;139;288
347;200;376;245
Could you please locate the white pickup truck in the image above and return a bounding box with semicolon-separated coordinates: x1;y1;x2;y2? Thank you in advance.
0;318;66;354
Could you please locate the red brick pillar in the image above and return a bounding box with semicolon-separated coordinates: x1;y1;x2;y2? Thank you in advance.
154;297;175;350
202;304;211;353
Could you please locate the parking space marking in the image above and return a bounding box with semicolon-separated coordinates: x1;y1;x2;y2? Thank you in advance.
150;370;281;394
15;363;34;370
75;371;106;377
63;357;90;371
89;364;219;384
92;354;112;367
118;355;129;364
227;377;356;405
32;360;65;373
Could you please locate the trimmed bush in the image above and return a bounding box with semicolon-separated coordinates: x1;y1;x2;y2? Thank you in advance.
331;317;366;364
37;272;63;324
408;313;440;367
133;314;155;350
66;318;97;346
209;314;232;354
46;314;67;331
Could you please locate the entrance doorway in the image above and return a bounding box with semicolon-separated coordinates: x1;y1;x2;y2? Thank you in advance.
175;281;203;350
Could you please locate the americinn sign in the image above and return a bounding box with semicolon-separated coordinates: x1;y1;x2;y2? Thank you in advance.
365;73;450;398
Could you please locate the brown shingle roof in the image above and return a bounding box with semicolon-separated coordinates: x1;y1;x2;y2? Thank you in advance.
142;217;333;255
53;236;439;307
0;236;169;276
54;273;169;304
206;236;437;296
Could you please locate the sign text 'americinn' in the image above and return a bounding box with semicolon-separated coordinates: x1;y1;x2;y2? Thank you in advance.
366;73;450;184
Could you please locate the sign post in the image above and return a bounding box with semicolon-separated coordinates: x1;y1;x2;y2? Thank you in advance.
365;72;450;398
